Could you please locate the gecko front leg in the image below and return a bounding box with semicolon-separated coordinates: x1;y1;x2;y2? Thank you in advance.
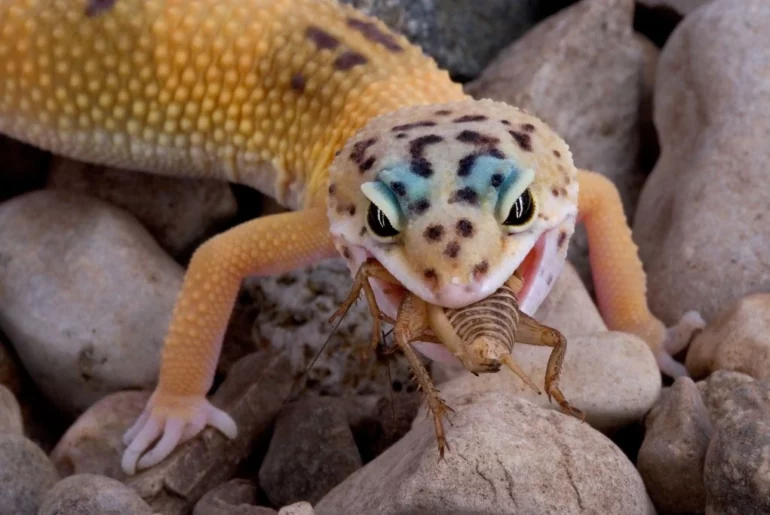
577;170;705;377
122;208;337;475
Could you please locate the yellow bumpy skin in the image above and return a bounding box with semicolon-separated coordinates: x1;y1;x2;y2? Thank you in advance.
0;0;701;474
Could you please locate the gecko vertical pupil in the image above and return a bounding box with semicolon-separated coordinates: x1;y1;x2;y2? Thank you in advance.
367;203;399;238
503;189;535;227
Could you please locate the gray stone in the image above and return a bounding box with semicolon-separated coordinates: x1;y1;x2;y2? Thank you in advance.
697;370;770;430
637;377;711;513
639;0;713;16
0;384;22;435
340;0;549;78
259;397;363;506
38;473;153;515
633;0;770;325
316;392;654;515
194;479;277;515
47;157;237;258
686;294;770;381
278;502;315;515
50;390;151;480
0;433;58;515
0;190;183;413
704;414;770;515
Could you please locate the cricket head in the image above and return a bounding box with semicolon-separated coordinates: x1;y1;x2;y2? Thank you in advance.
327;98;578;317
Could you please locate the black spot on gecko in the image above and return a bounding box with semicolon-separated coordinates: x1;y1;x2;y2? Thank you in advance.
444;241;461;258
306;27;340;50
359;156;376;172
85;0;116;16
341;246;351;259
456;219;474;238
359;226;367;236
334;51;368;71
521;123;536;133
473;261;489;277
336;203;356;216
291;73;306;92
552;188;560;197
350;137;376;170
409;134;443;158
558;230;568;249
348;205;356;216
434;109;452;116
423;268;438;286
410;158;433;178
392;121;436;131
456;130;500;147
491;173;504;188
449;187;478;206
453;114;487;123
346;18;403;52
424;224;444;242
501;120;511;126
395;133;407;139
409;198;431;215
328;184;336;196
553;150;561;158
390;181;407;197
509;131;533;152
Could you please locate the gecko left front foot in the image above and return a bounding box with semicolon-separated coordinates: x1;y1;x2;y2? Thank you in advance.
121;390;237;475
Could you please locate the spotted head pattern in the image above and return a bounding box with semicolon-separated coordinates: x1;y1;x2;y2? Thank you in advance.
327;98;579;315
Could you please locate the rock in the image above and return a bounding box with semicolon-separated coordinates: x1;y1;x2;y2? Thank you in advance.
38;473;153;515
278;502;315;515
0;336;21;396
638;0;713;16
636;34;661;173
0;190;184;413
686;294;770;380
0;433;59;515
339;0;555;79
633;0;770;325
348;392;422;463
227;258;413;398
50;390;151;480
193;479;277;515
47;157;238;259
0;135;50;203
637;377;711;513
128;353;294;515
316;392;654;514
466;0;646;287
259;396;363;506
697;370;770;430
0;384;22;435
704;414;770;515
430;331;660;434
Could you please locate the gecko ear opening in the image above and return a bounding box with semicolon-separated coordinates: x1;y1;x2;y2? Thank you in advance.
495;168;537;233
361;181;404;240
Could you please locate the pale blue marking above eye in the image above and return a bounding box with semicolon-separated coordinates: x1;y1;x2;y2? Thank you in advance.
456;156;527;207
378;163;431;204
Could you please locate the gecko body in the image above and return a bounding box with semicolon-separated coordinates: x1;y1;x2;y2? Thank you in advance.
0;0;703;474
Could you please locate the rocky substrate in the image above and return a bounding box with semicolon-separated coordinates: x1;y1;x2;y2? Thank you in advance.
1;0;769;513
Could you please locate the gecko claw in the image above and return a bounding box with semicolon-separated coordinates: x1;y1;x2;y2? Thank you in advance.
121;392;237;475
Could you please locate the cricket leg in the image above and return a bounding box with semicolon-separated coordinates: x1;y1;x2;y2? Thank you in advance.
329;258;398;352
516;312;584;420
396;294;454;457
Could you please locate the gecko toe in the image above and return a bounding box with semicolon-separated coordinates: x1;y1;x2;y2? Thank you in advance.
121;416;162;476
206;403;238;439
136;417;185;470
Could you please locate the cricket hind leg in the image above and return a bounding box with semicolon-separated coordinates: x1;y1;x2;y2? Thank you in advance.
516;312;584;420
395;293;454;458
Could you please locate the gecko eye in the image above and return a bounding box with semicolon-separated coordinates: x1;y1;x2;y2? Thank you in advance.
502;189;536;229
367;203;400;239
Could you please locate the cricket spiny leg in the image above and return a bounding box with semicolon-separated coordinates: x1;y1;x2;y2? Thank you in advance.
396;294;454;458
501;355;542;395
516;312;584;420
329;258;398;351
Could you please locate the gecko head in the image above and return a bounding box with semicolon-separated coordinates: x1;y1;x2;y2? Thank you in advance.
327;99;578;315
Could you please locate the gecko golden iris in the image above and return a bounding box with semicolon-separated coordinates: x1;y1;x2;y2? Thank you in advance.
0;0;702;475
